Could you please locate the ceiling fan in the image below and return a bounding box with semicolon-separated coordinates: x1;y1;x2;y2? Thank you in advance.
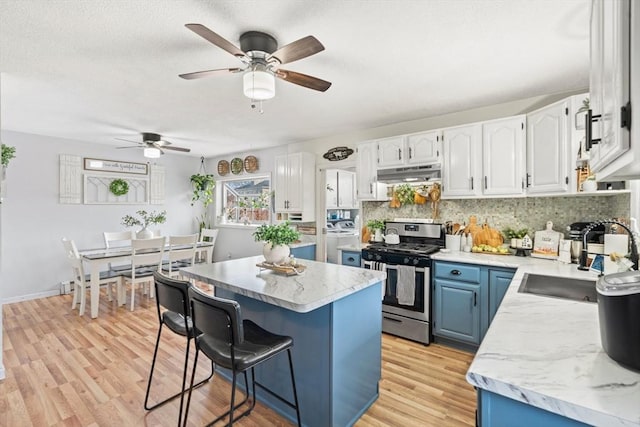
179;24;331;101
116;132;191;158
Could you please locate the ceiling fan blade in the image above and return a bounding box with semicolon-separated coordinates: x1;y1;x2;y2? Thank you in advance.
179;67;242;80
276;69;332;92
151;143;165;155
162;146;191;153
268;36;324;65
115;137;141;144
185;24;247;60
116;146;141;149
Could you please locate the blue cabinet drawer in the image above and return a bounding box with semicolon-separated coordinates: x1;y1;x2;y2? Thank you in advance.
434;262;481;283
341;251;362;267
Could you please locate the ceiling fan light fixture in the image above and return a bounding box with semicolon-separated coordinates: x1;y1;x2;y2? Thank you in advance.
143;147;161;158
243;69;275;100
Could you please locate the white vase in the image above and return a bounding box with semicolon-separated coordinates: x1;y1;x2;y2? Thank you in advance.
136;227;154;239
263;243;290;264
374;229;383;242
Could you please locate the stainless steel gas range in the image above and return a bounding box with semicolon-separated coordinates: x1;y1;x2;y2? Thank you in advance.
362;221;444;344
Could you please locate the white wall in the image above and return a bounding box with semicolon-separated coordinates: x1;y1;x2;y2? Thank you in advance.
0;130;205;301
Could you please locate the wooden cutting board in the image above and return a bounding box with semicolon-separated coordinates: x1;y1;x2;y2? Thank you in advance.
531;221;562;259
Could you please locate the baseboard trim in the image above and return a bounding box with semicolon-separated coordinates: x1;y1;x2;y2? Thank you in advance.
2;289;61;305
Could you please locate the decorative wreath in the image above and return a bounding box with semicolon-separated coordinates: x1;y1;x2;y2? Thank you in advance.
109;178;129;196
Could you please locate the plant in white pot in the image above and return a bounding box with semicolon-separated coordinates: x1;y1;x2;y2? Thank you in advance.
253;221;300;264
122;210;167;239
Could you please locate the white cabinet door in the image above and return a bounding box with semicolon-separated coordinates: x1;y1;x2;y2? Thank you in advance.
285;153;304;212
526;100;570;194
274;153;315;220
407;131;440;164
274;155;289;211
442;124;482;197
482;116;526;196
337;170;356;208
357;142;378;199
326;170;339;209
377;136;405;168
589;0;631;172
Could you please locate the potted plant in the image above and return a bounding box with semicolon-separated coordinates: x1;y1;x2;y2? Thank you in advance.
190;174;216;207
121;209;167;239
253;221;300;264
367;219;386;242
395;184;415;206
1;144;16;179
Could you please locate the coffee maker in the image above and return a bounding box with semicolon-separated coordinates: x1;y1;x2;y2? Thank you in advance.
567;222;605;263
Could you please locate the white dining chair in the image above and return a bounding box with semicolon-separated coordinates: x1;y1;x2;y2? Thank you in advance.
121;237;166;311
62;238;122;315
162;234;198;279
197;228;219;263
103;230;134;271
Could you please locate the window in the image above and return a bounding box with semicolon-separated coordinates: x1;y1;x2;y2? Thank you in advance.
217;176;271;226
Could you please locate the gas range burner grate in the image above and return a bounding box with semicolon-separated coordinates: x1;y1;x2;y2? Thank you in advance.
366;243;441;256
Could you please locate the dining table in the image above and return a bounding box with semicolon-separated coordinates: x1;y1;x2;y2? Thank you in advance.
79;241;214;318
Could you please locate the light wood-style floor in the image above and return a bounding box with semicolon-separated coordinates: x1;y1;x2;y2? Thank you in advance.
1;285;476;426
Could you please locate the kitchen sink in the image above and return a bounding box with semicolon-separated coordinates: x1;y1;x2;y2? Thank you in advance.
518;273;598;303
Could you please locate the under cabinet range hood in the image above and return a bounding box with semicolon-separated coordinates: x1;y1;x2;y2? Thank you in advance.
376;164;441;184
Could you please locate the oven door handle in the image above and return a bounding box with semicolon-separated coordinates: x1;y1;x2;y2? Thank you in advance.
383;265;426;273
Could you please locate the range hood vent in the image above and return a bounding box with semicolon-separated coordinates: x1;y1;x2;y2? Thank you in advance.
377;164;441;184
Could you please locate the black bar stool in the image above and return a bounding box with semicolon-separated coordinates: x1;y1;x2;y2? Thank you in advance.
144;272;214;426
183;286;302;427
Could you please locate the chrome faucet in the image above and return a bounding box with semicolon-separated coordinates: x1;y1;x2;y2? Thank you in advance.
578;219;639;271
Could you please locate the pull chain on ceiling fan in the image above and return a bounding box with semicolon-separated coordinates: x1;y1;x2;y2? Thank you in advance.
179;24;331;109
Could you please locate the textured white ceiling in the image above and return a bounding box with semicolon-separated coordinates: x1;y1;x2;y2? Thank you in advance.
0;0;590;157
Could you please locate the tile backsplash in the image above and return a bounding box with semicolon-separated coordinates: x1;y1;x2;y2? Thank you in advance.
363;193;630;238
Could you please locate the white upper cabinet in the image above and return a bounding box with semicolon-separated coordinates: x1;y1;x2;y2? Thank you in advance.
526;99;570;194
326;169;357;209
589;0;636;179
356;141;387;200
442;124;482;198
482;116;526;196
406;131;441;164
377;132;441;169
377;136;406;168
274;152;315;221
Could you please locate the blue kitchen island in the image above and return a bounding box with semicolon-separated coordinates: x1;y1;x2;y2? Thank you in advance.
181;255;386;427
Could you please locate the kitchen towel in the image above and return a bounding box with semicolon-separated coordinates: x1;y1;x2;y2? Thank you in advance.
371;262;388;300
396;265;416;306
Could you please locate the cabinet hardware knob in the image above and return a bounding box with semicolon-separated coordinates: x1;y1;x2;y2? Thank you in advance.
585;109;601;151
451;269;461;275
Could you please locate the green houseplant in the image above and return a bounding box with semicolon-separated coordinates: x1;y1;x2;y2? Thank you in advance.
1;144;16;181
367;219;386;242
253;221;300;264
190;174;215;207
121;209;167;239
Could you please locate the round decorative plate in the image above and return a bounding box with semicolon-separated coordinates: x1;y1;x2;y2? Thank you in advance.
230;157;243;175
244;155;259;173
217;160;230;176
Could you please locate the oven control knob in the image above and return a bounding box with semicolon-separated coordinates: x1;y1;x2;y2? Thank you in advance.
375;254;382;261
403;257;409;264
412;258;419;265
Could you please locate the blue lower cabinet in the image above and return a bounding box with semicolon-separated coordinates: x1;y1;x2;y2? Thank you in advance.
478;389;590;427
341;250;362;267
433;278;481;345
290;244;316;261
488;269;514;324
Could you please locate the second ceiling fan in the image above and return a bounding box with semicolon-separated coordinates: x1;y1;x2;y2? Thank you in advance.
179;24;331;100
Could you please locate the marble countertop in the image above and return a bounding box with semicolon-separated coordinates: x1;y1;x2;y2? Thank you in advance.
180;255;386;314
443;252;640;426
289;241;316;249
336;242;368;251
